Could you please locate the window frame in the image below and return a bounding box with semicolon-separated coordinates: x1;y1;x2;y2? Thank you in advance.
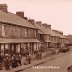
25;29;28;37
2;24;6;37
35;30;37;38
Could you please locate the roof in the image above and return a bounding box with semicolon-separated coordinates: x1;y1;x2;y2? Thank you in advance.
52;30;67;38
0;10;37;29
38;30;43;34
34;23;51;35
34;23;60;36
0;38;40;43
34;23;66;38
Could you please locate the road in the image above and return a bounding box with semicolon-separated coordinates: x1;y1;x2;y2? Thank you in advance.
21;52;72;72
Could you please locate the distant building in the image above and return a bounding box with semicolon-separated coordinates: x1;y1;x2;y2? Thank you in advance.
32;21;67;48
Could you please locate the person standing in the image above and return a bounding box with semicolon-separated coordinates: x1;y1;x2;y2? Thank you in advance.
4;56;10;70
26;54;31;64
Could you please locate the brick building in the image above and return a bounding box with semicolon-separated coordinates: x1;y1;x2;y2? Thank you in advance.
34;21;52;48
32;21;67;48
0;4;69;55
0;4;40;55
52;30;67;48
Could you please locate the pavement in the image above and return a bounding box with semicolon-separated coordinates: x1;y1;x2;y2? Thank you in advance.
11;50;72;72
0;49;72;72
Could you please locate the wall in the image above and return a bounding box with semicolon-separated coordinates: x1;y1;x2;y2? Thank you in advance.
0;24;2;36
1;23;38;39
28;28;37;39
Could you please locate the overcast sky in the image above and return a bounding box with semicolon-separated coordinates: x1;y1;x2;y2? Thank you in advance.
0;0;72;35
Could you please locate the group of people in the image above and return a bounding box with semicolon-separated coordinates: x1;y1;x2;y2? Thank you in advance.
0;53;22;70
34;50;42;60
0;48;42;70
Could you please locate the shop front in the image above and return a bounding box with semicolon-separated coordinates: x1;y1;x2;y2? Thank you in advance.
0;43;21;55
0;38;40;55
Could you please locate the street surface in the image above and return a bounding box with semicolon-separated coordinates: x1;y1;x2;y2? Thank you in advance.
21;52;72;72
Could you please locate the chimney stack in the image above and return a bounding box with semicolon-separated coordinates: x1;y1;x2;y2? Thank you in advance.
28;19;35;24
0;4;8;12
36;21;42;26
47;24;51;29
16;11;24;18
59;31;63;35
42;23;51;29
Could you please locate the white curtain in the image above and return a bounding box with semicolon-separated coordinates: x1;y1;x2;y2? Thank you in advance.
34;43;37;50
16;44;20;53
1;44;4;55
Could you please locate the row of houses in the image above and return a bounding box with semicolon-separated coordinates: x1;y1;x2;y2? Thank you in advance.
0;4;70;55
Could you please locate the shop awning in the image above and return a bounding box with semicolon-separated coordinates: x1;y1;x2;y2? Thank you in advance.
0;38;40;43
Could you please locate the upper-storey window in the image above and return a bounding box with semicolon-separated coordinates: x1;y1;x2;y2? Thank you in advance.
35;31;37;38
49;35;51;40
2;24;5;37
25;29;28;37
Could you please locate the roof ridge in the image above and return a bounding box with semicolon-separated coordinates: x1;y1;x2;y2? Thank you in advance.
0;11;37;29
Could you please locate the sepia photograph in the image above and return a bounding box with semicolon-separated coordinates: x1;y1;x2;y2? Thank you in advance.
0;0;72;72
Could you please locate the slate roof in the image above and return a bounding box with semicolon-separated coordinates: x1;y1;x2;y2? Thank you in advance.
34;23;66;38
0;10;37;29
34;23;51;35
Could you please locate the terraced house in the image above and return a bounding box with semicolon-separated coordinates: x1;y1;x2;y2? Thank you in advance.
0;4;69;56
29;20;67;49
0;4;40;55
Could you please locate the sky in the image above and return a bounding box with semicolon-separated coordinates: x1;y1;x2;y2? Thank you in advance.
0;0;72;35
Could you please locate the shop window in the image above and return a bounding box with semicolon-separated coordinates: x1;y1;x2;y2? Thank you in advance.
5;44;9;54
16;44;20;53
1;44;4;55
24;43;28;49
12;45;14;51
18;44;20;52
28;43;30;48
34;43;37;50
37;43;39;50
21;43;28;49
25;29;28;37
2;24;5;37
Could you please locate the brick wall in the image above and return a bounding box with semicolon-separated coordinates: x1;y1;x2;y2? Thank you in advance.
28;28;36;39
4;24;37;39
